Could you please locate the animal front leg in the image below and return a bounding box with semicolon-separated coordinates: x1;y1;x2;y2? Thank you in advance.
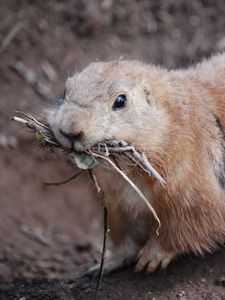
135;237;176;273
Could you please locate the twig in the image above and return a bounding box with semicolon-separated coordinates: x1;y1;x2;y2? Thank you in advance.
89;170;109;300
12;116;59;145
0;22;24;53
88;170;102;194
15;111;50;129
43;170;85;186
12;116;28;125
12;116;46;133
90;152;161;235
20;224;52;247
138;152;166;185
13;116;45;134
92;143;166;186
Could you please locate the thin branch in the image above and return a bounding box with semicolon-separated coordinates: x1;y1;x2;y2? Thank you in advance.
43;170;85;186
0;22;24;53
15;111;50;129
92;143;166;186
12;116;27;125
12;115;59;146
88;170;101;194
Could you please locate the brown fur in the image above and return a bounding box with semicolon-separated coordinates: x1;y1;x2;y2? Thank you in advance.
48;52;225;273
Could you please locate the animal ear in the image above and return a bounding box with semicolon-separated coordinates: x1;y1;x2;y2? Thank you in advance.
143;86;151;105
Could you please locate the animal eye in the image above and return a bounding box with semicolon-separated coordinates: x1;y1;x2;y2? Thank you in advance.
112;94;127;110
62;89;66;99
54;89;66;107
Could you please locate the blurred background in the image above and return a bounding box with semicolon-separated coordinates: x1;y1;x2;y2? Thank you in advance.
0;1;225;299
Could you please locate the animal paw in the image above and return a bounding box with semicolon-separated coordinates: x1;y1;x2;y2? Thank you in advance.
80;252;134;278
79;264;102;279
135;239;176;273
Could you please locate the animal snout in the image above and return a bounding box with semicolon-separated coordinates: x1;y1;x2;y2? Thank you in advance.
60;128;83;144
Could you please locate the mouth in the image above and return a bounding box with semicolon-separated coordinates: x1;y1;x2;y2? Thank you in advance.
72;141;96;152
73;139;128;153
47;124;95;152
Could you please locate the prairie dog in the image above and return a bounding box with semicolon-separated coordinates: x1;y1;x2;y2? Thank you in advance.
48;53;225;274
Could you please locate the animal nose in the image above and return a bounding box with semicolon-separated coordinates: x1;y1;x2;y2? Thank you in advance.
60;128;83;144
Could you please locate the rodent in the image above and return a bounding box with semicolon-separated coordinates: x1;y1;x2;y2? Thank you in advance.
48;52;225;275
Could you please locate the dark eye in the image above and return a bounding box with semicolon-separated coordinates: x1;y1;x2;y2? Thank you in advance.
112;94;127;110
62;88;66;99
55;89;66;107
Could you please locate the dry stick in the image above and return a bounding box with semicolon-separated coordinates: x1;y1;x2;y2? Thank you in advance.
90;151;161;235
95;144;166;186
89;169;102;194
20;224;52;247
13;116;44;136
0;22;24;53
109;143;165;182
89;170;109;300
43;170;85;186
13;116;48;134
12;116;59;146
124;152;154;176
15;111;50;130
12;116;28;125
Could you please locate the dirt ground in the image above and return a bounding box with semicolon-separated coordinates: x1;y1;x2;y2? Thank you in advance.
0;1;225;299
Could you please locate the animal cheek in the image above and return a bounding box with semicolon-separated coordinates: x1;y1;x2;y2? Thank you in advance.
108;127;128;142
48;111;72;148
65;77;74;91
143;86;152;105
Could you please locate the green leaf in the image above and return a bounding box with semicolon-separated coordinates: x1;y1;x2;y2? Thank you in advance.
72;151;101;169
36;132;45;142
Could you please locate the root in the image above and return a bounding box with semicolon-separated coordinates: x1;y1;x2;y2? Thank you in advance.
43;170;85;186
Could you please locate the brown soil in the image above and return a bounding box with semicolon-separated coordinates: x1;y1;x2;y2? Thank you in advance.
0;0;225;299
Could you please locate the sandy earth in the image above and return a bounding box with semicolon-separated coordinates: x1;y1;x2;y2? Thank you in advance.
0;1;225;299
